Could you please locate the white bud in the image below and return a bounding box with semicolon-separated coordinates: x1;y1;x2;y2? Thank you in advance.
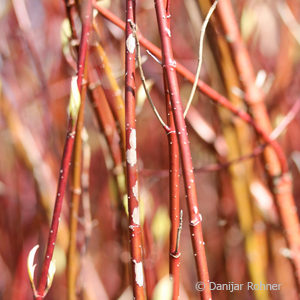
126;33;136;54
45;260;56;294
68;76;81;121
27;245;39;293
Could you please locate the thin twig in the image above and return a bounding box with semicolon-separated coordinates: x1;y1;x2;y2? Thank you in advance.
129;20;170;132
146;50;162;65
184;0;219;118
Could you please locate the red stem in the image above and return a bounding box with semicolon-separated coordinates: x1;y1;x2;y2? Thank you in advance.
35;0;92;298
164;71;181;299
125;1;145;299
36;121;76;299
154;0;211;298
161;7;181;290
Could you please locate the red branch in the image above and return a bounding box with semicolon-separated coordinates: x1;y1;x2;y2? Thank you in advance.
164;71;181;299
35;122;76;299
35;0;93;298
154;0;211;298
162;4;181;292
125;1;145;299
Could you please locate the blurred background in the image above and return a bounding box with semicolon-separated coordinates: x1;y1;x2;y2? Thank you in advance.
1;0;300;299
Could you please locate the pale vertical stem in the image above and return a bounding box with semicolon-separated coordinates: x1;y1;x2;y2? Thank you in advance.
154;0;211;299
125;1;145;299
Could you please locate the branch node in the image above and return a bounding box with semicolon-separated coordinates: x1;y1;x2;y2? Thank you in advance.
190;213;202;227
170;252;181;259
166;130;176;136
